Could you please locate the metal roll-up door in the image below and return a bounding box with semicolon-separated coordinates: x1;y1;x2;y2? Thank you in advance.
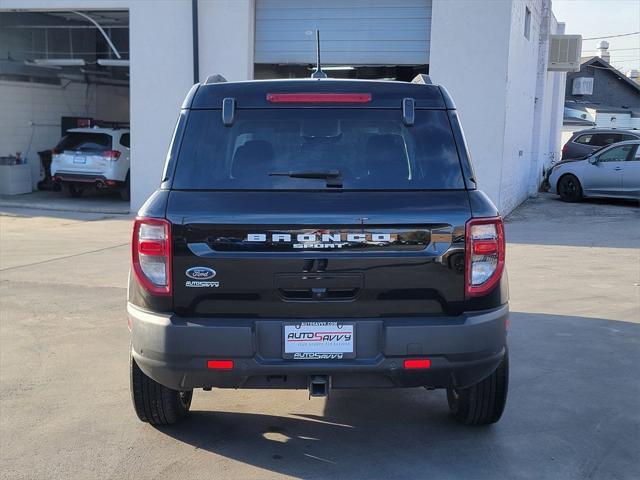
255;0;432;65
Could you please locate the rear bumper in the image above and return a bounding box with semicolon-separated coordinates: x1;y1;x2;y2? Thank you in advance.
52;172;124;187
129;303;508;391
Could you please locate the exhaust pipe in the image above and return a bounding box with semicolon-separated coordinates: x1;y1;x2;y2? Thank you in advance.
309;375;330;398
96;181;104;189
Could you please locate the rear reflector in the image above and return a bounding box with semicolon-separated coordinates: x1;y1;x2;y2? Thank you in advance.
403;359;431;369
266;93;372;104
207;360;234;370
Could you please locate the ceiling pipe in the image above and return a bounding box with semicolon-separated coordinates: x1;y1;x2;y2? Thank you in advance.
69;10;122;59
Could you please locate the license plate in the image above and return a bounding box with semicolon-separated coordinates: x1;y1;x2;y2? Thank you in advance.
283;322;355;360
73;156;86;164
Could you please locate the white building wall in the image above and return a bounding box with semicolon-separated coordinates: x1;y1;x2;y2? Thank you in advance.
0;80;98;189
431;0;565;214
429;0;512;211
198;0;255;82
128;1;193;209
500;0;543;214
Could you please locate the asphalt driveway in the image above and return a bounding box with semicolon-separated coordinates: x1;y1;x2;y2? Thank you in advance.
1;194;638;480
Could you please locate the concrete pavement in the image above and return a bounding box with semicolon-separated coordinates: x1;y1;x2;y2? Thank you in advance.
0;194;638;480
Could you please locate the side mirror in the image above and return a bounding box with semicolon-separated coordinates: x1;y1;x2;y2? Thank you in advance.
588;156;598;165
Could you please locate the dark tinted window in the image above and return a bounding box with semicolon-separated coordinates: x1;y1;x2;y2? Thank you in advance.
120;133;130;148
589;133;622;146
173;109;464;190
620;134;639;141
56;132;111;152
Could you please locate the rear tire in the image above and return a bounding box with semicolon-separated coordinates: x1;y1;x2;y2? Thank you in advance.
557;174;583;202
130;353;192;425
62;183;83;198
447;349;509;425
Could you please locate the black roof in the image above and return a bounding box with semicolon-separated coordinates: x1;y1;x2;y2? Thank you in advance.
184;78;452;110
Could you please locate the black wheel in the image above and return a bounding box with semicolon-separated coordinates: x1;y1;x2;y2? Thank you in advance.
557;174;583;202
61;183;83;198
119;172;130;201
447;349;509;425
130;353;192;425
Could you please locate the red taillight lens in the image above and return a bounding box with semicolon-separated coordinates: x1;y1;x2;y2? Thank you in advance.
132;218;172;296
266;93;372;104
207;360;234;370
404;359;432;369
465;217;505;298
103;150;121;159
52;148;60;155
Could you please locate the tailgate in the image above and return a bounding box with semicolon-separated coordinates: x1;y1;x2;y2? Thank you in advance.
168;190;470;318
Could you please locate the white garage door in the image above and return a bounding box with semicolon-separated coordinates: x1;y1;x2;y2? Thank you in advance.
255;0;432;65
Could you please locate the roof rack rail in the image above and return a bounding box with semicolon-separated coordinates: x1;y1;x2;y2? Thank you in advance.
204;74;227;84
411;74;433;85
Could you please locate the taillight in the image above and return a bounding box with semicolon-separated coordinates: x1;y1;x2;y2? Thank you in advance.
132;218;172;296
52;148;60;155
465;217;505;297
103;150;121;159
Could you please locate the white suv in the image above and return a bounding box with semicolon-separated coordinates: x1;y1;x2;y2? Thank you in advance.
51;127;130;200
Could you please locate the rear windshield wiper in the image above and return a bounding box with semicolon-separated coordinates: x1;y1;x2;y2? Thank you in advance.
269;170;343;188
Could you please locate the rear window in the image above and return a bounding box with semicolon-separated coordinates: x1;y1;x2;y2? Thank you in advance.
172;109;465;190
56;133;112;152
589;133;622;146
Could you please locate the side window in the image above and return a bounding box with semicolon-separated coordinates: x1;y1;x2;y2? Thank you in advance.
598;144;634;162
574;134;592;144
630;145;640;161
120;133;130;148
620;134;639;142
590;133;620;146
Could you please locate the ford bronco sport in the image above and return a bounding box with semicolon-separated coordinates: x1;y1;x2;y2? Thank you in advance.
129;75;509;426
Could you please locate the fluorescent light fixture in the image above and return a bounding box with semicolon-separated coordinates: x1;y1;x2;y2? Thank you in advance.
321;66;355;71
97;59;130;67
34;59;86;67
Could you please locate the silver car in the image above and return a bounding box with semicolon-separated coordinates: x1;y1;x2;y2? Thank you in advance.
549;140;640;202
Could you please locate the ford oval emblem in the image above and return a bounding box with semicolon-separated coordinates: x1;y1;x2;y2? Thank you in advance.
186;267;216;280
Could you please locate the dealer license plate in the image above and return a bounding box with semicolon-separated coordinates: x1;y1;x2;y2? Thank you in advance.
283;322;355;360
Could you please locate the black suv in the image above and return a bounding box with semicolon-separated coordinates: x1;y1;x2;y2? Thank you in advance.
129;76;509;426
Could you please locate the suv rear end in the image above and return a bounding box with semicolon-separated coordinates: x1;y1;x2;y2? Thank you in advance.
128;78;509;426
51;128;131;199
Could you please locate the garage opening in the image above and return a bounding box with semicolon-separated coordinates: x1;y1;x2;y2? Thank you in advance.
0;10;130;211
254;0;432;81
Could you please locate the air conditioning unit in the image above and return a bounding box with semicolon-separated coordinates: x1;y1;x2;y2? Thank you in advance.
548;35;582;72
572;77;594;95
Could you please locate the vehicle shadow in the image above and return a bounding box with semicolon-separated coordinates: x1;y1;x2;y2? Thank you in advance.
155;312;640;480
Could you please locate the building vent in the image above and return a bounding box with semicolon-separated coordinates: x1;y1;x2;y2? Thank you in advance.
572;77;594;95
548;35;582;72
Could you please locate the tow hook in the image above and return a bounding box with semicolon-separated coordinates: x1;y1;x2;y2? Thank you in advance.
309;375;330;398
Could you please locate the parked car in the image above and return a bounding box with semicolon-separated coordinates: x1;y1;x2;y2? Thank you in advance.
128;77;509;426
549;140;640;201
51;127;130;200
562;128;639;160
